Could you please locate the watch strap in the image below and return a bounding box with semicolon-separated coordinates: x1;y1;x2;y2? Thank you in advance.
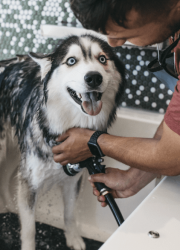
88;131;107;157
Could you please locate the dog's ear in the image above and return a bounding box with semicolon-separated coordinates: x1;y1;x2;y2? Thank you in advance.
28;52;52;80
16;54;30;62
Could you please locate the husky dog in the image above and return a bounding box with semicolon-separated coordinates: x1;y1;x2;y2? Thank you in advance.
0;34;125;250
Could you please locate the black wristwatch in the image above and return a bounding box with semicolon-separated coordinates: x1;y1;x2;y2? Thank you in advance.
88;131;107;157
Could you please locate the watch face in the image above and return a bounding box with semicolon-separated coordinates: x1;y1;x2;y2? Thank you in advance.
90;146;99;156
88;142;101;157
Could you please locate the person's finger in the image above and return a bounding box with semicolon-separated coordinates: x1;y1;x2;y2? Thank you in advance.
98;195;106;202
88;173;106;183
101;201;107;207
53;153;68;165
91;182;96;188
56;132;69;142
52;144;64;154
93;189;100;197
53;154;61;162
59;160;69;166
97;196;107;207
95;194;107;207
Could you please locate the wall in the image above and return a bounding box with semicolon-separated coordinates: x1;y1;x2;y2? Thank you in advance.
0;0;173;114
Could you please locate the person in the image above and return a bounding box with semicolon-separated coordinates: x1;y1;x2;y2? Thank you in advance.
52;0;180;207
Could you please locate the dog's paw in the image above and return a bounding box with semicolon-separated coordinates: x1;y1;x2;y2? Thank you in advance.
65;232;86;250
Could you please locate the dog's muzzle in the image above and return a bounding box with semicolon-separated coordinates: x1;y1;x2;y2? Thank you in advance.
67;72;103;116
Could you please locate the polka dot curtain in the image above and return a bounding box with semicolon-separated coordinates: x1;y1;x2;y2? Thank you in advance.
0;0;173;114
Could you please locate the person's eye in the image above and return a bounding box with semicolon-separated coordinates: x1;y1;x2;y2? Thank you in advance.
66;57;77;66
98;55;107;64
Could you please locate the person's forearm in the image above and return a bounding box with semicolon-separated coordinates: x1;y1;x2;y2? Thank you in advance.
53;121;180;176
153;119;164;140
98;134;159;172
98;122;180;176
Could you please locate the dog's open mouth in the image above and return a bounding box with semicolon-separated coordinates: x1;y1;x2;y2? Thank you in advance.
67;87;103;116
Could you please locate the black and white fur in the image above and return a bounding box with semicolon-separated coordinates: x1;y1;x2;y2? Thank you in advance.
0;34;125;250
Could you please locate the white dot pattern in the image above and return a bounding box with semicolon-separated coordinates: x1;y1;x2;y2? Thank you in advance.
0;0;80;59
114;46;173;112
135;100;140;105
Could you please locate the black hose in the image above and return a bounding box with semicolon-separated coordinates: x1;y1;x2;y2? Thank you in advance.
105;193;124;226
80;157;125;226
93;182;124;226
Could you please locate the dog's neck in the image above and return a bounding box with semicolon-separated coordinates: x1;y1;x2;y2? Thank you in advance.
43;94;108;136
36;107;59;147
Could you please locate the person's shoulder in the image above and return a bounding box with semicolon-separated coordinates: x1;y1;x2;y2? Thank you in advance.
175;79;180;93
164;78;180;136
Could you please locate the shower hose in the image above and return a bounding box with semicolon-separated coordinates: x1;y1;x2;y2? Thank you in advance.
80;158;124;226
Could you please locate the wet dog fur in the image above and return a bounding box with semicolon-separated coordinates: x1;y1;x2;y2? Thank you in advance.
0;34;125;250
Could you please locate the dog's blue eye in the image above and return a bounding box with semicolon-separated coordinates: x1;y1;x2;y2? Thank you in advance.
99;55;107;64
67;57;76;66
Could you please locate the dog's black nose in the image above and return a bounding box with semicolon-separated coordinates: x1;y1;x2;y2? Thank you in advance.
84;71;103;88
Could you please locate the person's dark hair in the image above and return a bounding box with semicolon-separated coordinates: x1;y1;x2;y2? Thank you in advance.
70;0;178;33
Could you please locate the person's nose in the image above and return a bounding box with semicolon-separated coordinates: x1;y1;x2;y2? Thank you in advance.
107;38;126;47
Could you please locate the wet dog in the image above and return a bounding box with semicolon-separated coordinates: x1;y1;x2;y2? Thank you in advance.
0;34;125;250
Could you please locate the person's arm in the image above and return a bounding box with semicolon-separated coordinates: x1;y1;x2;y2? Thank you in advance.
153;119;164;140
96;120;180;176
89;120;163;206
52;119;180;176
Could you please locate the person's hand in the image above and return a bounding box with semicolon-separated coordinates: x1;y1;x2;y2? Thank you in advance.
52;128;95;165
88;167;157;207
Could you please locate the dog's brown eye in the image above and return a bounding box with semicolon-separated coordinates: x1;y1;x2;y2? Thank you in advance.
66;57;76;66
99;55;107;64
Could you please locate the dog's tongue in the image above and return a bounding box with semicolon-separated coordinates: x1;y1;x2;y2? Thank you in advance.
81;92;102;116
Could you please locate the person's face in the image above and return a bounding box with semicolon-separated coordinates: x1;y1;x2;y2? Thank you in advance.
106;9;176;47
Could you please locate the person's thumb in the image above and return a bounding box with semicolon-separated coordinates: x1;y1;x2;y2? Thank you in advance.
88;173;106;184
